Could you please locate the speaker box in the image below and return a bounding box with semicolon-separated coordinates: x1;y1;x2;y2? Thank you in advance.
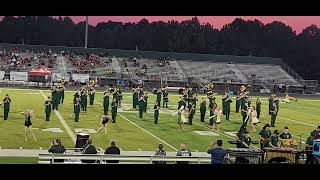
75;133;90;151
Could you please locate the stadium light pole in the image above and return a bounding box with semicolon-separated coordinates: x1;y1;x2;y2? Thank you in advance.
85;16;88;48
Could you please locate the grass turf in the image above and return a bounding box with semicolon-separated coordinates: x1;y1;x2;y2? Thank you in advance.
0;87;319;154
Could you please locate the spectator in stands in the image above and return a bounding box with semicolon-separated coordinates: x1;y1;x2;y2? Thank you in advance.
104;140;121;163
153;143;167;164
207;140;228;164
176;143;192;164
48;139;66;163
81;139;98;163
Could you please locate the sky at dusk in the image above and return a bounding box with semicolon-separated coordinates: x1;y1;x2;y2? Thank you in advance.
69;16;320;34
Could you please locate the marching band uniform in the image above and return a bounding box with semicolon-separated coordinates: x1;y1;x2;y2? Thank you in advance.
259;125;271;150
222;91;227;115
59;85;65;104
2;95;11;120
80;90;88;111
154;104;160;124
51;86;59;110
117;88;122;107
132;88;138;108
89;88;95;106
241;105;248;128
235;93;240;113
74;98;80;122
209;104;215;128
111;101;117;123
256;98;261;118
162;90;168;108
44;97;52;121
143;92;148;112
225;96;232;120
138;96;145;118
178;97;186;110
270;101;278;127
268;95;274;115
188;105;196;125
200;98;206;122
103;91;110;115
156;89;162;107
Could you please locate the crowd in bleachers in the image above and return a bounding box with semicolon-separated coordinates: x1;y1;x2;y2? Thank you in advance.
156;57;170;67
67;53;108;73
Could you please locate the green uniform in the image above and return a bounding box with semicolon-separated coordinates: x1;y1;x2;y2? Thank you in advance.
209;107;215;126
138;98;145;118
208;96;215;107
225;98;232;120
103;95;110;115
268;98;273;115
256;100;261;118
3;97;11;120
235;96;240;113
51;89;59;110
241;136;251;148
154;104;160;124
45;100;52;121
60;87;65;104
270;103;277;127
222;97;226;115
259;129;271;150
74;102;80;122
279;132;292;139
200;101;206;122
162;91;168;108
111;102;117;123
144;95;148;112
241;106;248;128
89;89;95;105
133;89;138;108
156;91;162;107
80;92;87;111
178;99;186;110
113;91;118;105
240;98;246;111
117;89;122;106
188;107;195;125
270;135;279;147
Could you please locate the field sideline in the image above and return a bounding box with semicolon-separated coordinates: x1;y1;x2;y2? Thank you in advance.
0;87;319;154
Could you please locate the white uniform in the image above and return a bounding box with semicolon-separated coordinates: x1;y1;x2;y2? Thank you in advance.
251;110;259;124
215;109;222;124
181;110;188;123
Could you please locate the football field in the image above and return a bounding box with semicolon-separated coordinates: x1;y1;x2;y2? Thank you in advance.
0;87;319;155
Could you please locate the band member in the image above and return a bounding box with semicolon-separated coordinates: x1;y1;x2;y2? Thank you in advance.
200;98;206;122
156;89;162;107
188;104;196;125
154;102;160;124
279;127;292;140
270;130;280;148
80;89;88;111
73;90;80;105
239;86;247;110
89;78;95;87
225;95;232;120
117;87;123;107
143;92;148;112
138;86;144;98
259;124;271;150
103;91;110;115
111;100;117;123
44;96;52;121
60;78;66;87
270;101;278;127
2;94;11;120
59;85;65;104
138;96;146;118
236;125;246;141
250;106;259;132
241;104;248;128
186;87;193;107
97;113;109;134
268;94;274;115
208;92;215;107
162;90;168;108
51;86;59;110
57;85;62;105
19;110;37;142
178;96;186;110
213;107;222;131
132;87;138;108
74;98;81;122
256;98;261;118
305;132;316;164
112;88;119;105
209;104;216;129
282;93;298;103
235;92;240;113
222;91;228;115
191;94;198;109
89;87;95;106
177;106;187;129
240;131;251;148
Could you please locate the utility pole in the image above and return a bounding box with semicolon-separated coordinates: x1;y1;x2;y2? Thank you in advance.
85;16;88;48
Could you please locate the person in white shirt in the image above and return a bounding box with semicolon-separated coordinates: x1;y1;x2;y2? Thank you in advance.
250;106;259;132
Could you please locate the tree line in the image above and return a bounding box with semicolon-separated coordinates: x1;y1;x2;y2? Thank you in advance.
0;16;319;81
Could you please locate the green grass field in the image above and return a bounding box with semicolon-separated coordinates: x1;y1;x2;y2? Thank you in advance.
0;87;319;157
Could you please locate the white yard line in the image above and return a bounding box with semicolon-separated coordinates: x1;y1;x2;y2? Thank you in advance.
96;101;178;151
118;113;178;151
278;116;315;127
39;90;76;144
281;108;320;118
